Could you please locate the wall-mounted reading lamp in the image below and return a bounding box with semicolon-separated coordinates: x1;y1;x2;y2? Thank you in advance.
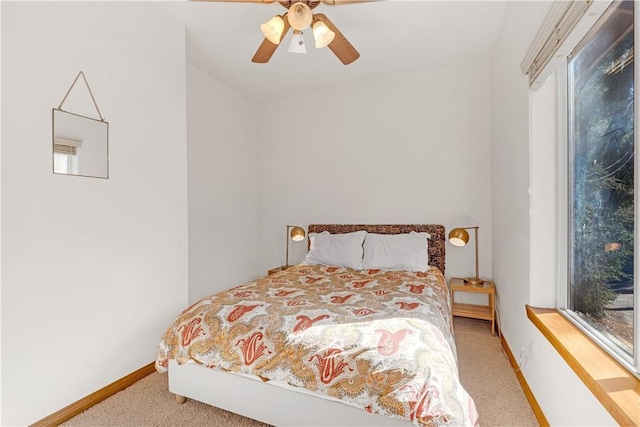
285;225;306;268
448;226;482;286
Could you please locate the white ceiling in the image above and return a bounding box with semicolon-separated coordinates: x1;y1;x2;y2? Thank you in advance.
161;1;508;101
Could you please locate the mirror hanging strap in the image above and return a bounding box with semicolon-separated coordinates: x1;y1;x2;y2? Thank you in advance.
57;71;105;122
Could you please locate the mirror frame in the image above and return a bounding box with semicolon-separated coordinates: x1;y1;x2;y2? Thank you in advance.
52;108;109;179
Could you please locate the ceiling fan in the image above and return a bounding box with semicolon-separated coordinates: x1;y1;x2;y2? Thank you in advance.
193;0;378;65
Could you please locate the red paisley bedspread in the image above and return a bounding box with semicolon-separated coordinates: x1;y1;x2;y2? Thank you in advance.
156;264;479;427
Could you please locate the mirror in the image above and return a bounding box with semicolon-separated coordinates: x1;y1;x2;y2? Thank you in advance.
52;108;109;179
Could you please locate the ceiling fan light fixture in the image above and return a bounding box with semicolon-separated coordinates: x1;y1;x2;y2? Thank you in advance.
288;2;313;31
287;30;307;54
260;15;285;45
312;21;335;49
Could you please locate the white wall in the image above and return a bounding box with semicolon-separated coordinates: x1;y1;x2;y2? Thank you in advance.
257;62;493;281
1;3;188;425
529;73;558;308
186;63;261;303
1;2;619;425
490;2;617;425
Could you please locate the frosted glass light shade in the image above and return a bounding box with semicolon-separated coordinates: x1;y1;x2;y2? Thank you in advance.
287;31;307;54
313;21;335;48
288;2;312;31
261;15;285;45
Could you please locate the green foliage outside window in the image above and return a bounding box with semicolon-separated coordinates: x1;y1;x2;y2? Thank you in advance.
570;24;634;320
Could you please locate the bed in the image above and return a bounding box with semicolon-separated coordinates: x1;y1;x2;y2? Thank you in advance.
156;224;478;427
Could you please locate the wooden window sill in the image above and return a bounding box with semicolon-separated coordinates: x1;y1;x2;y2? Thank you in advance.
526;305;639;426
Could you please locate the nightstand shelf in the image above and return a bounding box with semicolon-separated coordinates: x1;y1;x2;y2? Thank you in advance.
450;277;496;336
451;302;492;319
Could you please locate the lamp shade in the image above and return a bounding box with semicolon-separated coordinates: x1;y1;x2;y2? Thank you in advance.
448;228;470;247
313;21;335;49
286;225;306;268
287;31;307;54
261;15;285;45
290;226;306;241
288;2;312;31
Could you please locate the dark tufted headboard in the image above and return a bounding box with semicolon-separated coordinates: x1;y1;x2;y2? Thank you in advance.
307;224;446;274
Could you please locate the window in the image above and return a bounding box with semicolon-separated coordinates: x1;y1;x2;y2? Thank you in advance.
565;0;636;370
53;144;78;175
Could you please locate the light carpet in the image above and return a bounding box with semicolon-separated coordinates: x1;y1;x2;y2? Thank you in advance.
64;318;537;426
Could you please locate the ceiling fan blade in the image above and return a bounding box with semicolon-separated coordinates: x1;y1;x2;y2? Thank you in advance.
191;0;277;3
251;18;291;63
313;13;359;65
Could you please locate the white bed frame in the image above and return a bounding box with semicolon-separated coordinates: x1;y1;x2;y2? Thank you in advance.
168;224;447;427
169;360;410;426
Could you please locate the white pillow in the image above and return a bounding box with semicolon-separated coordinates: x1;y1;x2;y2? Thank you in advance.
303;231;366;270
362;232;430;272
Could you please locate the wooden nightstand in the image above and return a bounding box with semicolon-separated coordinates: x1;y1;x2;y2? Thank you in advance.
450;277;496;336
268;265;289;275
